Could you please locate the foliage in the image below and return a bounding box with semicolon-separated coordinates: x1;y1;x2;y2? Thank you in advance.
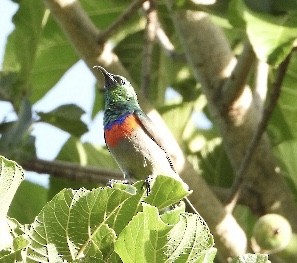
0;156;217;262
1;0;297;262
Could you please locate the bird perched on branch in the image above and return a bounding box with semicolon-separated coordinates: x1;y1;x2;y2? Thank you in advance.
94;66;188;191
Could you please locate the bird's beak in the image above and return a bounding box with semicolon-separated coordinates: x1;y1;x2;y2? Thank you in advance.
93;65;117;89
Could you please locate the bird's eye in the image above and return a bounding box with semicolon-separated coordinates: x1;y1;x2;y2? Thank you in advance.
120;79;126;85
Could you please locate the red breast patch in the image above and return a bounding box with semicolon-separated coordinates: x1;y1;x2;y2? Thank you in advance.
105;114;140;147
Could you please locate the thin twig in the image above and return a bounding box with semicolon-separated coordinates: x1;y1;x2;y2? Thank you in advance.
97;0;146;44
141;0;157;98
156;24;174;55
255;60;269;102
154;12;186;61
225;51;293;213
221;41;256;108
22;158;122;184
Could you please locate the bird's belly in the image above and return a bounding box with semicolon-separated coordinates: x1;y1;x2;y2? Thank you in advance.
107;129;174;180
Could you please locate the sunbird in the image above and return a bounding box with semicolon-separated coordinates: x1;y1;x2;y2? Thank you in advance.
94;66;188;191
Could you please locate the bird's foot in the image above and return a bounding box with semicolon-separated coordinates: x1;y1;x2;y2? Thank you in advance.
142;176;153;196
107;179;129;188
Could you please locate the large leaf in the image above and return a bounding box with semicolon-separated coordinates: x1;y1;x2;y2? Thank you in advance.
56;137;117;167
25;184;143;262
115;204;173;263
268;55;297;145
8;180;47;224
0;156;214;262
231;253;270;263
115;203;216;263
144;175;190;210
48;136;119;199
165;213;216;262
159;101;194;144
29;17;78;103
0;217;28;262
37;104;88;137
273;140;297;196
2;1;139;104
229;0;297;65
29;0;142;103
2;0;45;104
0;156;24;218
0;156;24;252
188;138;234;187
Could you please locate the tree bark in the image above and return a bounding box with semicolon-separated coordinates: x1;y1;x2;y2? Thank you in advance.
167;5;297;231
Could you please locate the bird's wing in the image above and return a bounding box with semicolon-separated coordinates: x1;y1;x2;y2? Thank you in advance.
133;110;176;172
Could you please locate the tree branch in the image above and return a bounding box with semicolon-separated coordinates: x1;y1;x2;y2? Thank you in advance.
226;51;293;213
166;1;297;259
22;158;122;184
141;0;156;97
170;2;297;232
255;60;269;102
221;41;256;108
166;3;247;260
97;0;146;44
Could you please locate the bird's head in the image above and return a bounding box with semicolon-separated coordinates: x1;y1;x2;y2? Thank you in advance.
94;66;138;108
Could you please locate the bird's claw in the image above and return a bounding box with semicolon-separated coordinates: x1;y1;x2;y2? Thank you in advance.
142;176;153;196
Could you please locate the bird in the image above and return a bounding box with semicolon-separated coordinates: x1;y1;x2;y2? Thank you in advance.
93;65;189;192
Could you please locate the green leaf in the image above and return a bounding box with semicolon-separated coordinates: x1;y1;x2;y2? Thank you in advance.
268;104;294;146
160;201;186;225
0;217;28;262
172;71;201;103
28;1;136;103
189;138;234;187
48;137;119;199
0;156;24;218
37;104;88;137
115;204;216;263
273;140;297;196
29;16;78;103
270;0;297;13
159;101;194;144
268;55;297;144
56;137;118;168
115;204;173;263
230;253;270;263
8;180;47;224
0;157;26;255
229;0;297;65
2;0;45;104
166;213;216;262
144;175;190;210
26;187;139;262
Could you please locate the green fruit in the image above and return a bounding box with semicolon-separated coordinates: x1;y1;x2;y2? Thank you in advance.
252;214;292;253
